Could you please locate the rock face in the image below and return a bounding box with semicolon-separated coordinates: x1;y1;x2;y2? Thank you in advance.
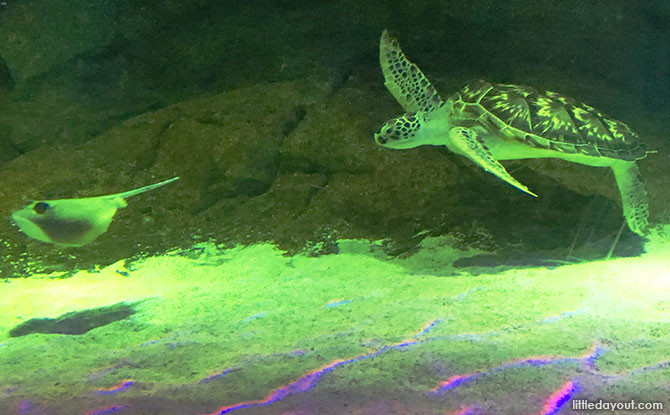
0;0;668;275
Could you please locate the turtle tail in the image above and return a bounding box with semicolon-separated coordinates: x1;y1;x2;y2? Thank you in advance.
612;161;649;236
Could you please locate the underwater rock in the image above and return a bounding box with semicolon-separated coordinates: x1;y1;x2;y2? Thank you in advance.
0;0;116;85
0;1;373;153
0;56;12;90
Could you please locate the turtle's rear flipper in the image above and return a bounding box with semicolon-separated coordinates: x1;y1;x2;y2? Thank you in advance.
612;161;649;236
449;127;538;197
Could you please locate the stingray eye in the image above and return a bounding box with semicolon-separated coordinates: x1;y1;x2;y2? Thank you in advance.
33;202;50;214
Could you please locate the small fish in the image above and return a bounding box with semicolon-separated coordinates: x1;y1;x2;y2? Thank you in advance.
12;177;179;247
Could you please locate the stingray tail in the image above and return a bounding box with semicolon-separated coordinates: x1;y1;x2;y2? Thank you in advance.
115;176;180;199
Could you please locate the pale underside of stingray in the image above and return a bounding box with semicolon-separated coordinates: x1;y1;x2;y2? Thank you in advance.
12;177;179;247
374;30;650;236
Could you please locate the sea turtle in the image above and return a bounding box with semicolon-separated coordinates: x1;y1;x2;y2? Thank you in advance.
374;30;649;236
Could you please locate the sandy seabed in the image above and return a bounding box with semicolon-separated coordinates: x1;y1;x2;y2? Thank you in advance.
1;228;669;415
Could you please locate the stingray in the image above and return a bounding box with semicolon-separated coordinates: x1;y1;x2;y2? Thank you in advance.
12;177;179;247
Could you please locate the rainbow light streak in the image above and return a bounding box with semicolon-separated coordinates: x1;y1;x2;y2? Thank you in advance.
414;319;441;337
324;299;351;308
430;374;483;393
204;319;443;415
581;344;603;369
141;338;162;346
541;310;581;324
18;400;33;412
624;359;670;377
206;341;419;414
84;404;129;415
540;380;577;415
242;312;265;323
456;287;483;301
200;368;235;384
432;344;601;395
638;360;670;372
444;406;480;415
97;380;134;395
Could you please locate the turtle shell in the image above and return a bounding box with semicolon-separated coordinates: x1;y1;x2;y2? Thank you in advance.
447;79;646;161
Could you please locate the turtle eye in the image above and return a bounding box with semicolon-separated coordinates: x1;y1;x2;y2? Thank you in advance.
33;202;50;214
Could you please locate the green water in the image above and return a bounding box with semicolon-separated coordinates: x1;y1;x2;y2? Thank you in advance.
1;2;669;414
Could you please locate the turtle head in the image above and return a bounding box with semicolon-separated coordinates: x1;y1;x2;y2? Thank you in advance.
374;113;425;149
375;111;449;149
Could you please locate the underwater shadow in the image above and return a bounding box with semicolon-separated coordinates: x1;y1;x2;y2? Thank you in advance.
8;301;140;337
452;231;646;274
384;189;648;277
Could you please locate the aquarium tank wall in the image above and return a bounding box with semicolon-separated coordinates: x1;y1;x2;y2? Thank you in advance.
0;1;668;414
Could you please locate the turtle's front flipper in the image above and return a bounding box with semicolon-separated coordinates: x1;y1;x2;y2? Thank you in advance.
611;161;649;236
449;127;538;197
379;30;443;114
